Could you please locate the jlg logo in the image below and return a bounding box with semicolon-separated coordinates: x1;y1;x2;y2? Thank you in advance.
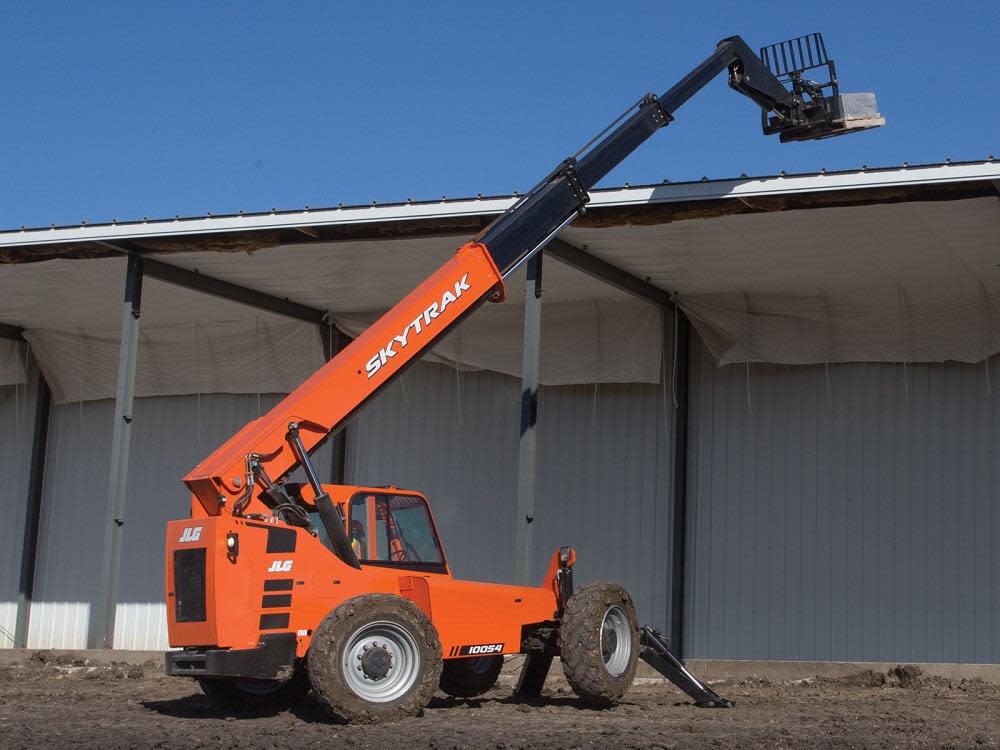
178;527;202;543
267;560;293;573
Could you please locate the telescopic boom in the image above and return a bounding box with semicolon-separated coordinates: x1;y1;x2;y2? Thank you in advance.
183;33;882;516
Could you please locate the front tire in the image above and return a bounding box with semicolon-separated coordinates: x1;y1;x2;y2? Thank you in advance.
559;582;639;705
307;594;442;723
439;655;503;698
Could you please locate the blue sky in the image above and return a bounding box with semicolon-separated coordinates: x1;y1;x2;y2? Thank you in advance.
2;1;997;229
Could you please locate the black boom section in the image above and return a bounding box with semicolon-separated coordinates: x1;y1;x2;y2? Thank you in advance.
476;177;585;276
476;35;818;278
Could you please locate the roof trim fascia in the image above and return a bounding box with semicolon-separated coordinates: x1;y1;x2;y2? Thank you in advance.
2;161;998;249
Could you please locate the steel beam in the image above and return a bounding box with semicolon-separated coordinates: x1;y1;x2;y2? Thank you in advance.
98;241;325;325
669;310;692;656
320;324;350;484
546;238;673;308
0;322;24;341
514;254;543;584
93;253;144;649
13;367;52;648
143;257;325;325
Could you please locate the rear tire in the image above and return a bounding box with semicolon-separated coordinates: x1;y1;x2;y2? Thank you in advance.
439;655;503;698
197;665;308;712
559;582;639;706
307;594;443;723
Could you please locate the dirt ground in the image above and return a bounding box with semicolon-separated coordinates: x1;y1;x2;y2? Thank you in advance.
2;653;999;749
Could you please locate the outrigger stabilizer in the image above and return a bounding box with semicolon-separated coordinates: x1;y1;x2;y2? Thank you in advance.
639;627;732;708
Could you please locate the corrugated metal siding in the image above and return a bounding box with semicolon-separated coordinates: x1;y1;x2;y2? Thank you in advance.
0;366;37;648
26;397;109;648
28;392;288;650
347;363;523;585
347;361;676;631
16;336;999;661
114;603;169;652
686;337;1000;663
113;392;296;650
534;381;674;630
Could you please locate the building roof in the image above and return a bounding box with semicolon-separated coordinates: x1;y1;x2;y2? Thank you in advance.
2;158;999;403
1;159;997;255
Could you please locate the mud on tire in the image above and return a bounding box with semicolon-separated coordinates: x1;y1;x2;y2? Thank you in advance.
559;581;639;705
197;664;309;713
307;594;443;723
439;655;503;698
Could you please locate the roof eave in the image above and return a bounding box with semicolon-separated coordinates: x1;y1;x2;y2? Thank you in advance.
1;160;997;251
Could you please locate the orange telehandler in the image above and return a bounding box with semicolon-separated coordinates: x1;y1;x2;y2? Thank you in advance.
164;34;881;722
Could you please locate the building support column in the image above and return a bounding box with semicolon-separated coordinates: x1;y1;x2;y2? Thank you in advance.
514;255;543;584
93;253;144;649
320;323;350;484
669;310;691;656
12;349;51;648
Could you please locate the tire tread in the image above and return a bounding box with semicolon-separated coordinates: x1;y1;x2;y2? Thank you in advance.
559;581;638;705
307;594;442;723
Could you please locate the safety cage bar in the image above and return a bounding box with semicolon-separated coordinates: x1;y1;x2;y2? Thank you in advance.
759;32;833;79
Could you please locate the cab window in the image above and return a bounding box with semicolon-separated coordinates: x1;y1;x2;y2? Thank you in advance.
349;493;446;570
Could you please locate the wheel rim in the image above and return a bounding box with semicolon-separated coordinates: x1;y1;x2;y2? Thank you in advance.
342;620;421;702
600;606;632;677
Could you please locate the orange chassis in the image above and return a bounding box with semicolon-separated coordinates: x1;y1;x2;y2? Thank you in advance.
165;484;569;680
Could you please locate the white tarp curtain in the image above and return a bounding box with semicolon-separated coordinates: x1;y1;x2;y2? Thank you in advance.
4;194;996;400
563;196;1000;367
0;249;662;404
0;257;326;404
679;282;999;366
163;236;665;385
335;298;662;386
24;319;324;404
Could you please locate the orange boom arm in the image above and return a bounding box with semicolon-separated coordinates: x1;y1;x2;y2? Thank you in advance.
183;242;504;515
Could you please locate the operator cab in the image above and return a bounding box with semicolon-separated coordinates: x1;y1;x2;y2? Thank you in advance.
305;488;448;574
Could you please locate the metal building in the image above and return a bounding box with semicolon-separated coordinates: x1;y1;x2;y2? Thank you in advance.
1;160;998;664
